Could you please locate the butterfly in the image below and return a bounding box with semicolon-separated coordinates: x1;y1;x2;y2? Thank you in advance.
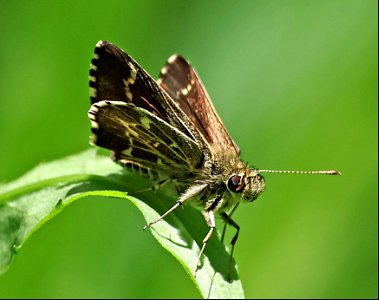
87;40;340;280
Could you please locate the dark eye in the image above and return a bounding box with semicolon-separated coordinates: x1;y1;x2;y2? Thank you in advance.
227;175;245;193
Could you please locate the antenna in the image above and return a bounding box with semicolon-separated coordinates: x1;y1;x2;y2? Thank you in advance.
257;169;341;175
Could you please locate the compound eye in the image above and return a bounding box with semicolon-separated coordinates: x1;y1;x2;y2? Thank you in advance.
227;175;245;193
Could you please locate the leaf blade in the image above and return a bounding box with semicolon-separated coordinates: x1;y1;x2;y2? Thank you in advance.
0;149;244;298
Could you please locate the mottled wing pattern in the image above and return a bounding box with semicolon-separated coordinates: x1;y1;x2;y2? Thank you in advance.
157;55;240;156
88;101;203;180
89;41;197;142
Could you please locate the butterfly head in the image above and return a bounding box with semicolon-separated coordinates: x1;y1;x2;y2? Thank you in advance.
226;169;265;202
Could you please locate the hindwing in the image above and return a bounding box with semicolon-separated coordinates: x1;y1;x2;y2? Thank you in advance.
158;55;240;155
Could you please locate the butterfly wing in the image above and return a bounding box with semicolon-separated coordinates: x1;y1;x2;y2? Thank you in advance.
89;41;201;145
88;41;208;178
157;55;240;156
88;101;203;180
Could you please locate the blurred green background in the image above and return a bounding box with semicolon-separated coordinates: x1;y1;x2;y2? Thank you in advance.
0;0;377;298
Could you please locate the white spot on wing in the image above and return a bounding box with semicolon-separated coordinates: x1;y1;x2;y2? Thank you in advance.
96;101;109;107
89;134;97;145
89;87;97;98
161;66;168;75
123;61;138;100
90;63;97;71
127;62;138;84
90;120;99;129
96;40;105;47
89;104;99;113
124;89;133;101
168;54;179;64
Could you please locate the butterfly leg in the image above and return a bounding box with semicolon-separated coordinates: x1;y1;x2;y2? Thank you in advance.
194;209;216;277
143;183;207;229
221;203;239;243
143;198;183;229
220;211;240;282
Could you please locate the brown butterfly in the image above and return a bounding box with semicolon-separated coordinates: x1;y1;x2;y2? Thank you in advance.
87;40;340;280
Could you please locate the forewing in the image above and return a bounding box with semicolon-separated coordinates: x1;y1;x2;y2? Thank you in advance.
88;101;203;179
158;55;240;155
89;40;199;143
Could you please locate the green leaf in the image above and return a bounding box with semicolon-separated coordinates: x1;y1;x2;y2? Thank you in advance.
0;149;244;299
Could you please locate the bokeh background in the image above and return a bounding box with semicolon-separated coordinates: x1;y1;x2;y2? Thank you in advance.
0;0;377;298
